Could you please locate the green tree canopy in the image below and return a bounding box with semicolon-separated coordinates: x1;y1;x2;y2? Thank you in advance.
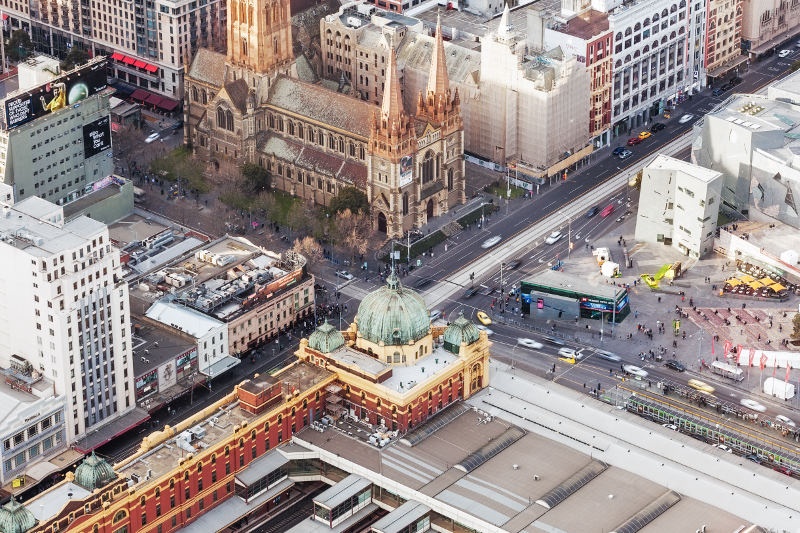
241;163;270;193
8;30;32;62
329;186;369;214
793;313;800;340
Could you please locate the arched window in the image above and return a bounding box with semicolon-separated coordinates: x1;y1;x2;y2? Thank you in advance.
288;121;295;135
307;129;314;143
421;151;435;184
402;192;409;215
113;510;127;523
634;22;641;31
447;168;454;191
216;106;225;129
225;110;234;131
191;86;198;101
201;90;207;105
169;478;175;489
338;137;345;153
624;27;632;36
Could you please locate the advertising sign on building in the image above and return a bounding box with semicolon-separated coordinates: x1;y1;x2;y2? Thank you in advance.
83;116;112;158
399;155;413;187
159;360;177;391
4;59;108;129
135;368;159;399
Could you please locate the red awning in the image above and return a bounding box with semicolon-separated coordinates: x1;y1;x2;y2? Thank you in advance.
145;93;163;106
110;52;124;61
122;56;135;65
144;63;158;73
130;88;149;102
158;98;179;111
133;60;146;69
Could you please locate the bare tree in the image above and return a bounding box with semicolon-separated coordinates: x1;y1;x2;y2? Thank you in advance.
333;209;375;262
292;236;323;263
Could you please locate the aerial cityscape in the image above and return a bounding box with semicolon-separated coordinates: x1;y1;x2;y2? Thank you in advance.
0;0;798;531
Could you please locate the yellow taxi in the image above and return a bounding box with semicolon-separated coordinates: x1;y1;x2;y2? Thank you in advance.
476;311;492;325
688;379;715;394
638;131;652;140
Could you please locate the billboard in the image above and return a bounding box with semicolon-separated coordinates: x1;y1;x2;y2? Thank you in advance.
4;59;108;130
83;116;112;158
159;360;177;390
399;154;413;187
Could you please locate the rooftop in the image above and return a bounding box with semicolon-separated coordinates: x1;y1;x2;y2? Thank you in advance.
130;320;195;377
29;481;90;523
647;154;723;183
523;269;626;301
709;93;800;135
115;361;333;488
145;300;224;339
558;9;610;40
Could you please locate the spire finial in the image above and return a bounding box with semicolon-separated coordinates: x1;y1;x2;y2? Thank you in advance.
380;38;405;125
426;11;450;98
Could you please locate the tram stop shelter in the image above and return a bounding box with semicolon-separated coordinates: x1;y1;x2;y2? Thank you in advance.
520;270;630;323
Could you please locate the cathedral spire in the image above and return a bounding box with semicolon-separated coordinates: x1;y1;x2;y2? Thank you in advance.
381;41;405;127
497;2;511;39
426;12;450;98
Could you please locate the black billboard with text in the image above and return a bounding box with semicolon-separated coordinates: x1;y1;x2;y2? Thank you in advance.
83;116;112;159
4;59;108;130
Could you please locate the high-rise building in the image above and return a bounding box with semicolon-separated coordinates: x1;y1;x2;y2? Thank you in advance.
0;195;136;444
704;0;745;84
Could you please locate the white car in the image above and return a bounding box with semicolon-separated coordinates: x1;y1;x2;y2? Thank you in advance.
145;132;160;143
778;49;792;58
776;415;796;427
740;398;767;412
544;231;563;245
596;350;621;362
712;443;733;453
335;270;354;281
476;325;494;336
481;236;501;249
662;423;677;431
623;364;648;378
678;113;695;124
517;338;543;349
429;309;443;322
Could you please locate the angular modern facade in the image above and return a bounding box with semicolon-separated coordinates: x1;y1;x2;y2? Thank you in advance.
635;154;723;258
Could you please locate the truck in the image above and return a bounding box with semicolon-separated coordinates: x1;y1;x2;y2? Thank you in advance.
763;377;795;400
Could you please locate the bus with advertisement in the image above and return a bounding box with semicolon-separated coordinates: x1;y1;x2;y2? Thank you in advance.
711;360;745;381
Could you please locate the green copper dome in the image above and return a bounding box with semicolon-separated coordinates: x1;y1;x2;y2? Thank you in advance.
356;271;430;346
443;313;480;354
0;499;36;533
308;321;345;353
74;452;116;490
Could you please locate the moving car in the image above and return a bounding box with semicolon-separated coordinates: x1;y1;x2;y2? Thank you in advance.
336;270;354;280
626;136;642;146
729;76;743;86
611;147;626;156
618;149;633;159
542;335;565;346
778;49;792;58
712;443;733;453
776;415;796;427
414;278;433;289
712;86;728;96
544;231;563;245
638;131;652;140
463;286;479;299
505;259;522;270
476;325;494;336
145;132;160;143
688;379;715;394
623;364;648;378
664;360;686;372
678;113;695;124
481;235;502;249
600;205;615;218
429;309;443;322
650;122;666;132
518;338;543;349
740;398;766;412
476;311;492;325
595;350;621;362
585;206;599;218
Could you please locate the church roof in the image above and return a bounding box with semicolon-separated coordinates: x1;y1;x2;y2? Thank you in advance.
223;78;250;114
259;134;367;187
188;48;226;88
266;77;377;139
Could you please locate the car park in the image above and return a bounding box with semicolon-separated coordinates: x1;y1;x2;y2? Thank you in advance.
618;149;633;159
585;206;599;218
712;443;733;453
638;131;652;140
740;398;767;412
476;311;492;325
544;231;563;244
476;325;494;336
336;270;354;280
595;350;621;362
481;235;502;249
678;113;695;124
650;122;665;132
664;360;686;372
145;132;160;143
778;49;792;58
776;415;796;427
626;136;642;146
612;147;626;156
518;338;543;349
463;287;479;299
623;364;648;378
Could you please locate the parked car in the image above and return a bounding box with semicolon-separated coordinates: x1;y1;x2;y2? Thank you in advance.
740;398;766;412
476;311;492;325
585;206;599;218
778;49;792;58
650;122;666;132
678;113;695;124
712;443;733;453
745;453;762;464
712;87;728;96
618;149;633;159
627;136;642;146
429;309;443;322
517;338;543;349
730;76;743;86
481;235;502;249
145;132;160;143
544;231;563;244
336;270;354;280
612;146;626;156
623;364;648;378
638;131;652;140
664;360;686;372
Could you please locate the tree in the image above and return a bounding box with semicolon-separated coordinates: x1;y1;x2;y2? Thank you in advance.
150;147;209;194
792;313;800;340
8;30;31;62
329;186;369;215
331;208;375;260
61;47;89;71
241;163;270;193
292;236;323;263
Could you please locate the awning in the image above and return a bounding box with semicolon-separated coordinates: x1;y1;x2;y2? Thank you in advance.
73;407;150;454
706;55;749;78
130;88;149;102
726;278;741;286
144;64;158;73
145;93;163;106
758;277;773;285
111;52;124;61
158;98;179;111
200;356;241;378
25;461;61;481
771;283;786;291
133;59;147;69
122;56;136;65
739;274;755;283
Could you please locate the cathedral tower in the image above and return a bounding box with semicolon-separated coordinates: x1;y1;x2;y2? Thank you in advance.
416;12;461;129
227;0;294;73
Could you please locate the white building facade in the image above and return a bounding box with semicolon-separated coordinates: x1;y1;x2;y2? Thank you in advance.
635;154;723;258
0;197;135;443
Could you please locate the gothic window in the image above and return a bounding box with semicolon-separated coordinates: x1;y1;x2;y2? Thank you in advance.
273;37;278;56
288;121;295;135
297;124;303;139
447;168;454;191
318;130;325;146
328;135;335;149
338;138;344;153
277;117;284;131
241;38;248;57
307;129;314;143
201;90;207;105
191;86;198;102
359;146;365;160
268;114;275;128
402;192;409;215
226;110;233;131
349;142;355;157
421;151;434;184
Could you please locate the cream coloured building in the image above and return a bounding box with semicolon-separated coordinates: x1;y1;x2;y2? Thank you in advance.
741;0;800;59
705;0;745;82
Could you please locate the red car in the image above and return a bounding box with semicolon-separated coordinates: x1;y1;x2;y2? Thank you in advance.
627;136;642;146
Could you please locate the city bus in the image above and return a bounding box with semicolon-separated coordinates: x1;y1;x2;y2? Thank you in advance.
711;360;745;382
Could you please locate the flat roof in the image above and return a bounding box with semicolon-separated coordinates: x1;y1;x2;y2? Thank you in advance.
235;449;290;486
130;320;195;376
29;480;90;522
370;500;430;533
523;269;626;300
559;9;610;40
314;474;372;509
145;300;224;339
647;154;722;183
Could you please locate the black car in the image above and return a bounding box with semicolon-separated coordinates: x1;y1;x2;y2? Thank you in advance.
712;86;728;96
650;122;666;133
463;286;478;298
745;453;762;464
585;206;599;218
414;278;433;289
664;360;686;372
729;76;743;86
505;259;522;270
